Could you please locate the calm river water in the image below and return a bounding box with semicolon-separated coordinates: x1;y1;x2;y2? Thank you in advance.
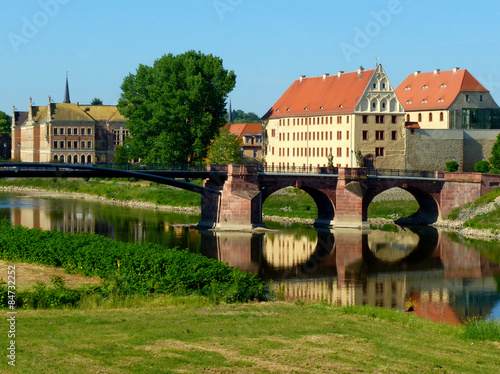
1;192;499;325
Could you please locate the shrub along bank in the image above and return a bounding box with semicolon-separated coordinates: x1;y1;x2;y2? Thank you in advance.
0;220;267;308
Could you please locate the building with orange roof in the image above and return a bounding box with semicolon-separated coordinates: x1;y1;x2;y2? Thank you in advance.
11;96;128;163
262;64;406;170
226;122;262;163
396;67;500;129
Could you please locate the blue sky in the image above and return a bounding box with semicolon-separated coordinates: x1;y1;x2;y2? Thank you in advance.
2;0;500;117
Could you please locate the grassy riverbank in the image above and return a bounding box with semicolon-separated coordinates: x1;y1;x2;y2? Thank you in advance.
6;300;500;373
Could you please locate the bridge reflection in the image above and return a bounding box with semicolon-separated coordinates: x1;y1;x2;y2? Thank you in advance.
200;227;500;325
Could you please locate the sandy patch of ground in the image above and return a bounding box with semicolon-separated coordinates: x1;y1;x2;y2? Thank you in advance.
0;260;102;290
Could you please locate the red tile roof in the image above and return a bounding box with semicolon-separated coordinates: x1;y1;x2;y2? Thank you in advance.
395;68;488;111
227;122;262;139
262;69;376;119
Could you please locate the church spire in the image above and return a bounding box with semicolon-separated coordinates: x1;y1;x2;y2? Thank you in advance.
228;99;233;122
63;72;71;103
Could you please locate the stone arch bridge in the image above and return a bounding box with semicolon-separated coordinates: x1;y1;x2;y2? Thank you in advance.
200;165;500;230
1;163;499;230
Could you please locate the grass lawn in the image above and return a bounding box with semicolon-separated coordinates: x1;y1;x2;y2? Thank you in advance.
5;301;499;373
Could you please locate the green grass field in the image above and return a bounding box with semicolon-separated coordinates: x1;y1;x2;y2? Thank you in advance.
4;300;499;373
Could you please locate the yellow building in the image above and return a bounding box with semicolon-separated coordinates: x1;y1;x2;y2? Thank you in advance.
395;67;500;130
262;64;406;170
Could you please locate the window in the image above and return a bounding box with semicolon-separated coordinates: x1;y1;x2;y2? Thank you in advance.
74;128;78;135
68;141;72;149
346;147;349;156
271;129;276;137
418;113;422;122
60;128;64;135
406;114;410;121
74;141;78;149
466;94;470;102
372;102;376;109
346;131;349;140
88;141;92;149
391;131;397;141
336;147;342;157
272;147;275;155
373;83;376;89
337;116;342;124
362;115;368;124
440;112;444;122
375;115;384;124
53;128;58;135
81;141;86;149
87;128;92;135
392;115;397;124
81;128;85;135
429;113;433;122
347;116;349;124
480;95;483;102
362;130;368;140
375;131;385;140
337;131;342;140
53;141;58;148
246;137;251;144
60;141;64;148
68;128;71;135
375;147;385;157
253;150;258;158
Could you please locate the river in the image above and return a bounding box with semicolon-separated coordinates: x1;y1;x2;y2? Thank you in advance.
1;192;499;325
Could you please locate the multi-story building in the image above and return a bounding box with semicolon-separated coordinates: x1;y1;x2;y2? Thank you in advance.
226;122;263;163
395;67;500;129
11;97;128;163
262;64;406;170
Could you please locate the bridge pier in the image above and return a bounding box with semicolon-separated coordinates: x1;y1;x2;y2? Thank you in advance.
334;168;370;229
199;165;265;231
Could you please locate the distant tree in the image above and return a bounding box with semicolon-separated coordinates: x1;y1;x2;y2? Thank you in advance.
489;132;500;170
0;111;11;135
91;98;103;105
474;160;491;173
354;150;364;167
206;128;242;164
446;160;459;172
118;51;236;164
228;109;261;123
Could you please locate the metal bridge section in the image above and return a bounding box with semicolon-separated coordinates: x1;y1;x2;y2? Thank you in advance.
0;162;226;196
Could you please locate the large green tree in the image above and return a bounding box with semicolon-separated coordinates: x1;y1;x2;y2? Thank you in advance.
0;110;11;135
118;51;236;164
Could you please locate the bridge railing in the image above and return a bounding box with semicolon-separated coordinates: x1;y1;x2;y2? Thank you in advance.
258;165;339;175
366;168;445;179
93;163;212;172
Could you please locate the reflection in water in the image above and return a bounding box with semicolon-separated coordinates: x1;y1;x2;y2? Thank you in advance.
1;193;499;324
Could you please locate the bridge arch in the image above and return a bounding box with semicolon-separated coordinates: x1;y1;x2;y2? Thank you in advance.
260;180;336;227
364;181;443;225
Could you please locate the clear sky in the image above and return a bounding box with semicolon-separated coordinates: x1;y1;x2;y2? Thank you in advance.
2;0;500;118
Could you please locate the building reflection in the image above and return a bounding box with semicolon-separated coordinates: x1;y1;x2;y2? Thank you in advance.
202;226;500;325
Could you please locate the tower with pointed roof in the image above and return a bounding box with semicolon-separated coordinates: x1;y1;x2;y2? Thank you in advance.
63;72;71;104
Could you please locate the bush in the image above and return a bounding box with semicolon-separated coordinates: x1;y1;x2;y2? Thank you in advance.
474;160;491;173
446;161;459;172
489;168;500;174
0;220;267;304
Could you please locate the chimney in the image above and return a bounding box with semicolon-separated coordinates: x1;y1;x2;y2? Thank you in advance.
414;71;421;76
453;67;460;73
358;66;364;75
47;96;52;119
28;97;33;122
434;69;440;75
337;71;344;78
299;75;306;83
323;73;329;80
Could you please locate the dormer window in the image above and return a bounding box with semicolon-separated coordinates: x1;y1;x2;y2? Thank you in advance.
276;109;280;112
406;100;412;105
338;104;343;108
404;86;411;91
319;106;324;110
304;107;308;111
422;85;428;89
440;84;447;88
437;98;444;103
421;99;427;104
286;108;290;111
